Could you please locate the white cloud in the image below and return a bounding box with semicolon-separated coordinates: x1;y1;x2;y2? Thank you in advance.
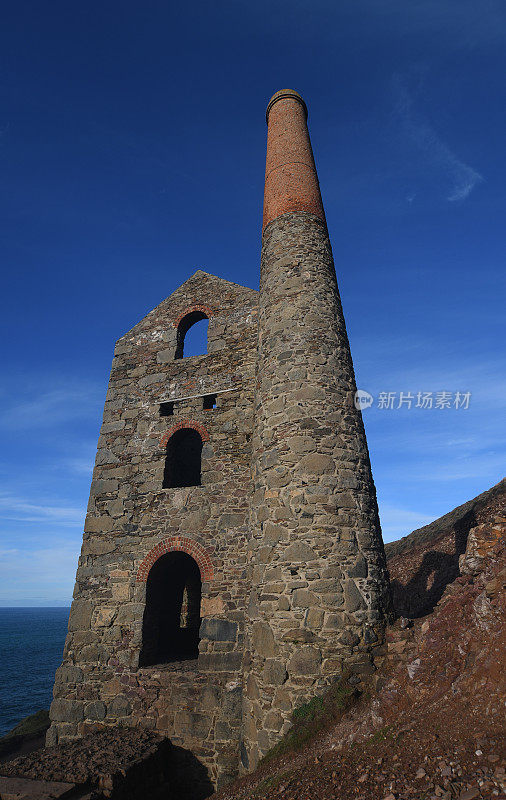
393;76;483;203
0;542;79;605
244;0;506;51
357;349;506;412
64;457;95;476
57;440;97;477
379;504;434;542
0;494;85;525
377;0;506;47
411;454;505;483
0;383;103;432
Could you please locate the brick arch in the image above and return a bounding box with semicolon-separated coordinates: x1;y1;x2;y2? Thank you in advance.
173;304;215;328
136;536;214;583
159;420;210;449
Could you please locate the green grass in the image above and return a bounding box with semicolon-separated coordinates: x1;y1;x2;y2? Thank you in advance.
292;694;325;722
252;769;296;797
366;725;395;745
260;678;358;765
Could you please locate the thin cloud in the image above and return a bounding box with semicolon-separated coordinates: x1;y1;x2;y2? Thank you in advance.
393;76;483;202
356;347;506;412
0;494;85;525
375;0;506;48
57;440;97;477
240;0;506;50
0;383;103;432
410;455;505;483
379;504;434;542
0;542;78;605
64;457;95;476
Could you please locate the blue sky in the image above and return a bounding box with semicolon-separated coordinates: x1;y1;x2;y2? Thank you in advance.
0;0;504;605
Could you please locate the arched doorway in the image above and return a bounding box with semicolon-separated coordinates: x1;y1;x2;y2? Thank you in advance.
139;551;202;667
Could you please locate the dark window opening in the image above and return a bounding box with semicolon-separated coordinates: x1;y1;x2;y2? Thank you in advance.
175;311;209;359
162;428;203;488
159;402;174;417
139;552;202;666
203;394;217;410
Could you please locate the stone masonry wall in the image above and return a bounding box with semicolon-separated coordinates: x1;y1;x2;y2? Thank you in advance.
48;270;258;789
243;212;392;769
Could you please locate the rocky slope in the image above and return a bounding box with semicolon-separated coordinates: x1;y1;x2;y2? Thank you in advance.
212;479;506;800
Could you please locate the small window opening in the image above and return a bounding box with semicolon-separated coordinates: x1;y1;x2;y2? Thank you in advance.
175;311;209;359
159;402;174;417
139;551;201;666
203;394;217;410
162;428;203;488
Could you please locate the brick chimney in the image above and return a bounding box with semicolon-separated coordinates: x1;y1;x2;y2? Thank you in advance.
263;89;325;230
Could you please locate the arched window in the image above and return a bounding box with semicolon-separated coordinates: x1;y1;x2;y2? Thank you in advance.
162;428;203;488
175;311;209;359
139;552;202;667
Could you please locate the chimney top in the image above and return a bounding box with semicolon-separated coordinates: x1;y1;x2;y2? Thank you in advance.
266;89;308;123
262;89;325;231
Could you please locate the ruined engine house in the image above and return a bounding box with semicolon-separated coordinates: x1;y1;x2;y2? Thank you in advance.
48;90;391;790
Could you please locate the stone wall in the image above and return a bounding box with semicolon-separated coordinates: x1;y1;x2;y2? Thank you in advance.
48;270;258;789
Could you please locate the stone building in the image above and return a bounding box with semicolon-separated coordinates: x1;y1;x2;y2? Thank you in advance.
48;90;391;790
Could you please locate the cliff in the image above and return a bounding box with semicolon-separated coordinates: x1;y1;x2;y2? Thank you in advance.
386;478;506;618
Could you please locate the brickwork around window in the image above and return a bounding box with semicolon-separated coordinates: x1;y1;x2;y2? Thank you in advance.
159;420;210;448
173;303;214;328
136;536;215;583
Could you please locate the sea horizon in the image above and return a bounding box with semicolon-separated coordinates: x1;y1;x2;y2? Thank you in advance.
0;605;71;609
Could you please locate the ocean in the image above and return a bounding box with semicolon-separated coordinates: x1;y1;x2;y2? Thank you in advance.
0;607;70;737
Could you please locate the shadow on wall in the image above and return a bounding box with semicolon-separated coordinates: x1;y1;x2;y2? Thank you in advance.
167;745;215;800
390;509;476;618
